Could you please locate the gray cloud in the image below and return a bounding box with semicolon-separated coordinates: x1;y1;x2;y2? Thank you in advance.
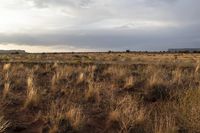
0;0;200;51
1;23;200;51
29;0;92;8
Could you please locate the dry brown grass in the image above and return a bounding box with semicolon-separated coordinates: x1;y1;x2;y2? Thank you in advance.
66;106;85;129
3;63;11;71
77;72;85;83
3;82;10;99
195;63;199;73
0;116;10;133
85;81;100;102
108;95;146;133
51;68;64;88
2;64;11;99
153;112;176;133
46;102;67;132
108;110;120;123
104;66;130;81
172;68;182;84
178;86;200;132
24;71;39;108
0;53;200;133
46;101;85;133
124;76;134;88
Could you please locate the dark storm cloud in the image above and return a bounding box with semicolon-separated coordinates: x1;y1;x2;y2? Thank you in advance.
1;0;200;51
1;23;200;51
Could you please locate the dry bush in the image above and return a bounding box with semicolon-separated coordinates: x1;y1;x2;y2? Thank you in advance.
3;72;9;82
108;110;120;123
144;67;171;102
171;68;182;84
46;102;85;132
24;71;39;108
2;66;11;99
108;95;146;133
3;82;10;99
148;72;162;87
0;116;10;133
3;63;11;71
65;65;75;74
66;106;85;129
86;65;96;74
146;66;166;87
52;68;65;88
145;102;178;133
195;63;199;73
153;112;176;133
103;66;132;89
52;62;58;69
33;65;40;72
124;76;134;88
51;65;73;89
51;73;59;88
77;72;85;83
47;102;67;132
0;101;10;133
85;81;100;102
104;66;129;79
84;65;96;81
178;87;200;132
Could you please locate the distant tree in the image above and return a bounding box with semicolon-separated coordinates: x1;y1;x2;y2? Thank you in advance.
182;50;190;53
11;52;19;54
126;50;131;53
193;51;200;53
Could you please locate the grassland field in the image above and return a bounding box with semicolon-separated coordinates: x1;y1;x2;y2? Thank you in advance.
0;52;200;133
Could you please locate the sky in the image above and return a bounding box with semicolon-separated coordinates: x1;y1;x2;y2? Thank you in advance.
0;0;200;52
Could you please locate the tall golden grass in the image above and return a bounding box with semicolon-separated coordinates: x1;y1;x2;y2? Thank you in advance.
24;71;39;108
1;53;200;133
0;116;10;133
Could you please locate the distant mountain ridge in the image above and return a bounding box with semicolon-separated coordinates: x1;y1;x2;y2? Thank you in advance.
0;50;26;54
168;48;200;52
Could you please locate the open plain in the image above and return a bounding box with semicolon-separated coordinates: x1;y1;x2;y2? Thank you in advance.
0;52;200;133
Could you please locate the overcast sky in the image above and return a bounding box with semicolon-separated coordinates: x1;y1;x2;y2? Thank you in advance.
0;0;199;52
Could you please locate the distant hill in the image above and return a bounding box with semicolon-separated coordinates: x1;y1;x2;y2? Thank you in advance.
0;50;27;54
168;48;200;53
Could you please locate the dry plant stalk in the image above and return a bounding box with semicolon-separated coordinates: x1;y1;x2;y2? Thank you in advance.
3;63;11;71
109;95;146;133
0;116;10;133
3;68;10;99
124;76;134;88
51;68;65;89
47;102;85;132
85;81;100;102
108;110;120;123
172;68;182;84
47;102;66;132
24;72;38;107
3;82;10;99
178;86;200;132
154;113;176;133
77;72;84;83
195;63;199;73
4;72;9;82
66;106;85;129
